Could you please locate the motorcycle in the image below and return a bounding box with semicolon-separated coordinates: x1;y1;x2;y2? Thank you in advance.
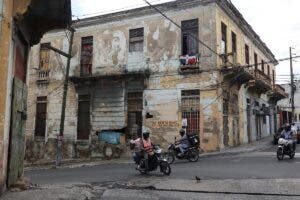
277;138;295;160
165;135;200;164
136;145;171;175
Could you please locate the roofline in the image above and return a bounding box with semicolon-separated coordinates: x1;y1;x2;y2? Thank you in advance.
216;0;277;64
73;0;215;27
73;0;276;63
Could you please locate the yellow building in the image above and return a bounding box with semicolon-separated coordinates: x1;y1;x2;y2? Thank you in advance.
0;0;71;194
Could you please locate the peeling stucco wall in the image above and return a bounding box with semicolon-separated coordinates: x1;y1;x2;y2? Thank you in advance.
0;0;14;193
25;0;277;161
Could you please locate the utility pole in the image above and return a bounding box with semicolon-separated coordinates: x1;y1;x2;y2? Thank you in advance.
290;47;295;123
46;26;75;166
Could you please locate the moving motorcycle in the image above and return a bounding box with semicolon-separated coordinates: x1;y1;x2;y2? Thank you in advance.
165;134;199;164
277;138;295;160
136;145;171;175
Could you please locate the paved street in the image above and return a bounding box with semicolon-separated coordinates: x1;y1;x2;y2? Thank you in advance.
1;144;300;200
26;144;300;185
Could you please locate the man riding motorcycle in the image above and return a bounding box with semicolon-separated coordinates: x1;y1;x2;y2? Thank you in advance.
130;133;143;166
280;124;296;151
177;129;190;156
131;131;154;169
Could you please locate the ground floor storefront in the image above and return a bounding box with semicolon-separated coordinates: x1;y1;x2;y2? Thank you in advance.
25;73;278;163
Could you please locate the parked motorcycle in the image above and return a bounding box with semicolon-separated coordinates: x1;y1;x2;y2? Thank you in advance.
277;138;295;160
136;145;171;175
165;135;200;164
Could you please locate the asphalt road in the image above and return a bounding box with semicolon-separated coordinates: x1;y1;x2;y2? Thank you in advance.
26;144;300;185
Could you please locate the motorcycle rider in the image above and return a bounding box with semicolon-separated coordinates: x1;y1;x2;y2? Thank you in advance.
130;133;143;166
142;131;154;156
177;129;190;156
280;124;295;151
291;123;297;150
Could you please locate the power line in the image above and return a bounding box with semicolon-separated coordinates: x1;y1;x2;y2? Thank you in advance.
73;0;169;18
142;0;219;57
27;83;65;111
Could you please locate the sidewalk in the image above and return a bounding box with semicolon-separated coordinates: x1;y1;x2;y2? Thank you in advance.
199;135;273;158
25;136;273;171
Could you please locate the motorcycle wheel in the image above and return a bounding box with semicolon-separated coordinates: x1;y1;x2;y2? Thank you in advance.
289;151;295;159
277;148;284;161
188;150;199;162
160;161;171;176
164;151;175;164
138;159;148;174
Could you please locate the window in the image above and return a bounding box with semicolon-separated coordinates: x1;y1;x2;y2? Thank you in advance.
35;97;47;137
267;65;270;76
129;28;144;52
182;19;199;55
77;95;90;140
80;36;93;76
181;90;200;135
231;31;236;53
245;44;249;64
261;60;265;73
221;22;227;55
39;43;50;70
254;53;258;70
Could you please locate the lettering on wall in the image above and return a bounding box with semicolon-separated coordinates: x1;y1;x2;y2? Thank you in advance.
151;121;179;128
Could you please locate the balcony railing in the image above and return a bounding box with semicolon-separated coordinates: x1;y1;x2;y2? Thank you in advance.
274;84;287;98
249;68;272;86
179;54;200;72
38;70;50;78
36;69;50;86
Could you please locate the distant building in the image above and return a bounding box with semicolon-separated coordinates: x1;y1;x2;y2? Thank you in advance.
0;0;71;194
277;81;300;125
25;0;285;163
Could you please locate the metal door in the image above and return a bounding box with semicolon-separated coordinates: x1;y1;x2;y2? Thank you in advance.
127;92;143;139
7;78;27;186
77;95;90;140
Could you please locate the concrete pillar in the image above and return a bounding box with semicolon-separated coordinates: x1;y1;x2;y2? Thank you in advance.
0;0;13;194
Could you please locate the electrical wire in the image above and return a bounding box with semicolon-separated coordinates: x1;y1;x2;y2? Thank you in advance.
142;0;219;57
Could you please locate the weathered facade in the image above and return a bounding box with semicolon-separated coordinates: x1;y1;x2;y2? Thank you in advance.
0;0;71;194
25;0;284;162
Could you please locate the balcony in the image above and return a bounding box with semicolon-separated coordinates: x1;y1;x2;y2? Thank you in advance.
36;69;50;85
268;84;288;102
178;54;201;74
248;69;272;93
222;66;272;93
69;66;150;85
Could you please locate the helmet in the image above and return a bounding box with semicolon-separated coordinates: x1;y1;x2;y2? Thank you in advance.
179;129;185;137
143;131;150;140
285;123;291;131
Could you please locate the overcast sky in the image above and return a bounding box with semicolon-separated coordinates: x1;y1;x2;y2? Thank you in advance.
72;0;300;83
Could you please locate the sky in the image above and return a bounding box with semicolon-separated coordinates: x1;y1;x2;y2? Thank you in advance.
72;0;300;84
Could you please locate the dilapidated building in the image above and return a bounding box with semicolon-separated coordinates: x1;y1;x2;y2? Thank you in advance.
25;0;286;162
0;0;71;194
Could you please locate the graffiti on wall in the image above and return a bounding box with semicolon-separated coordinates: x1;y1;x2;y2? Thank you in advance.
151;121;179;129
